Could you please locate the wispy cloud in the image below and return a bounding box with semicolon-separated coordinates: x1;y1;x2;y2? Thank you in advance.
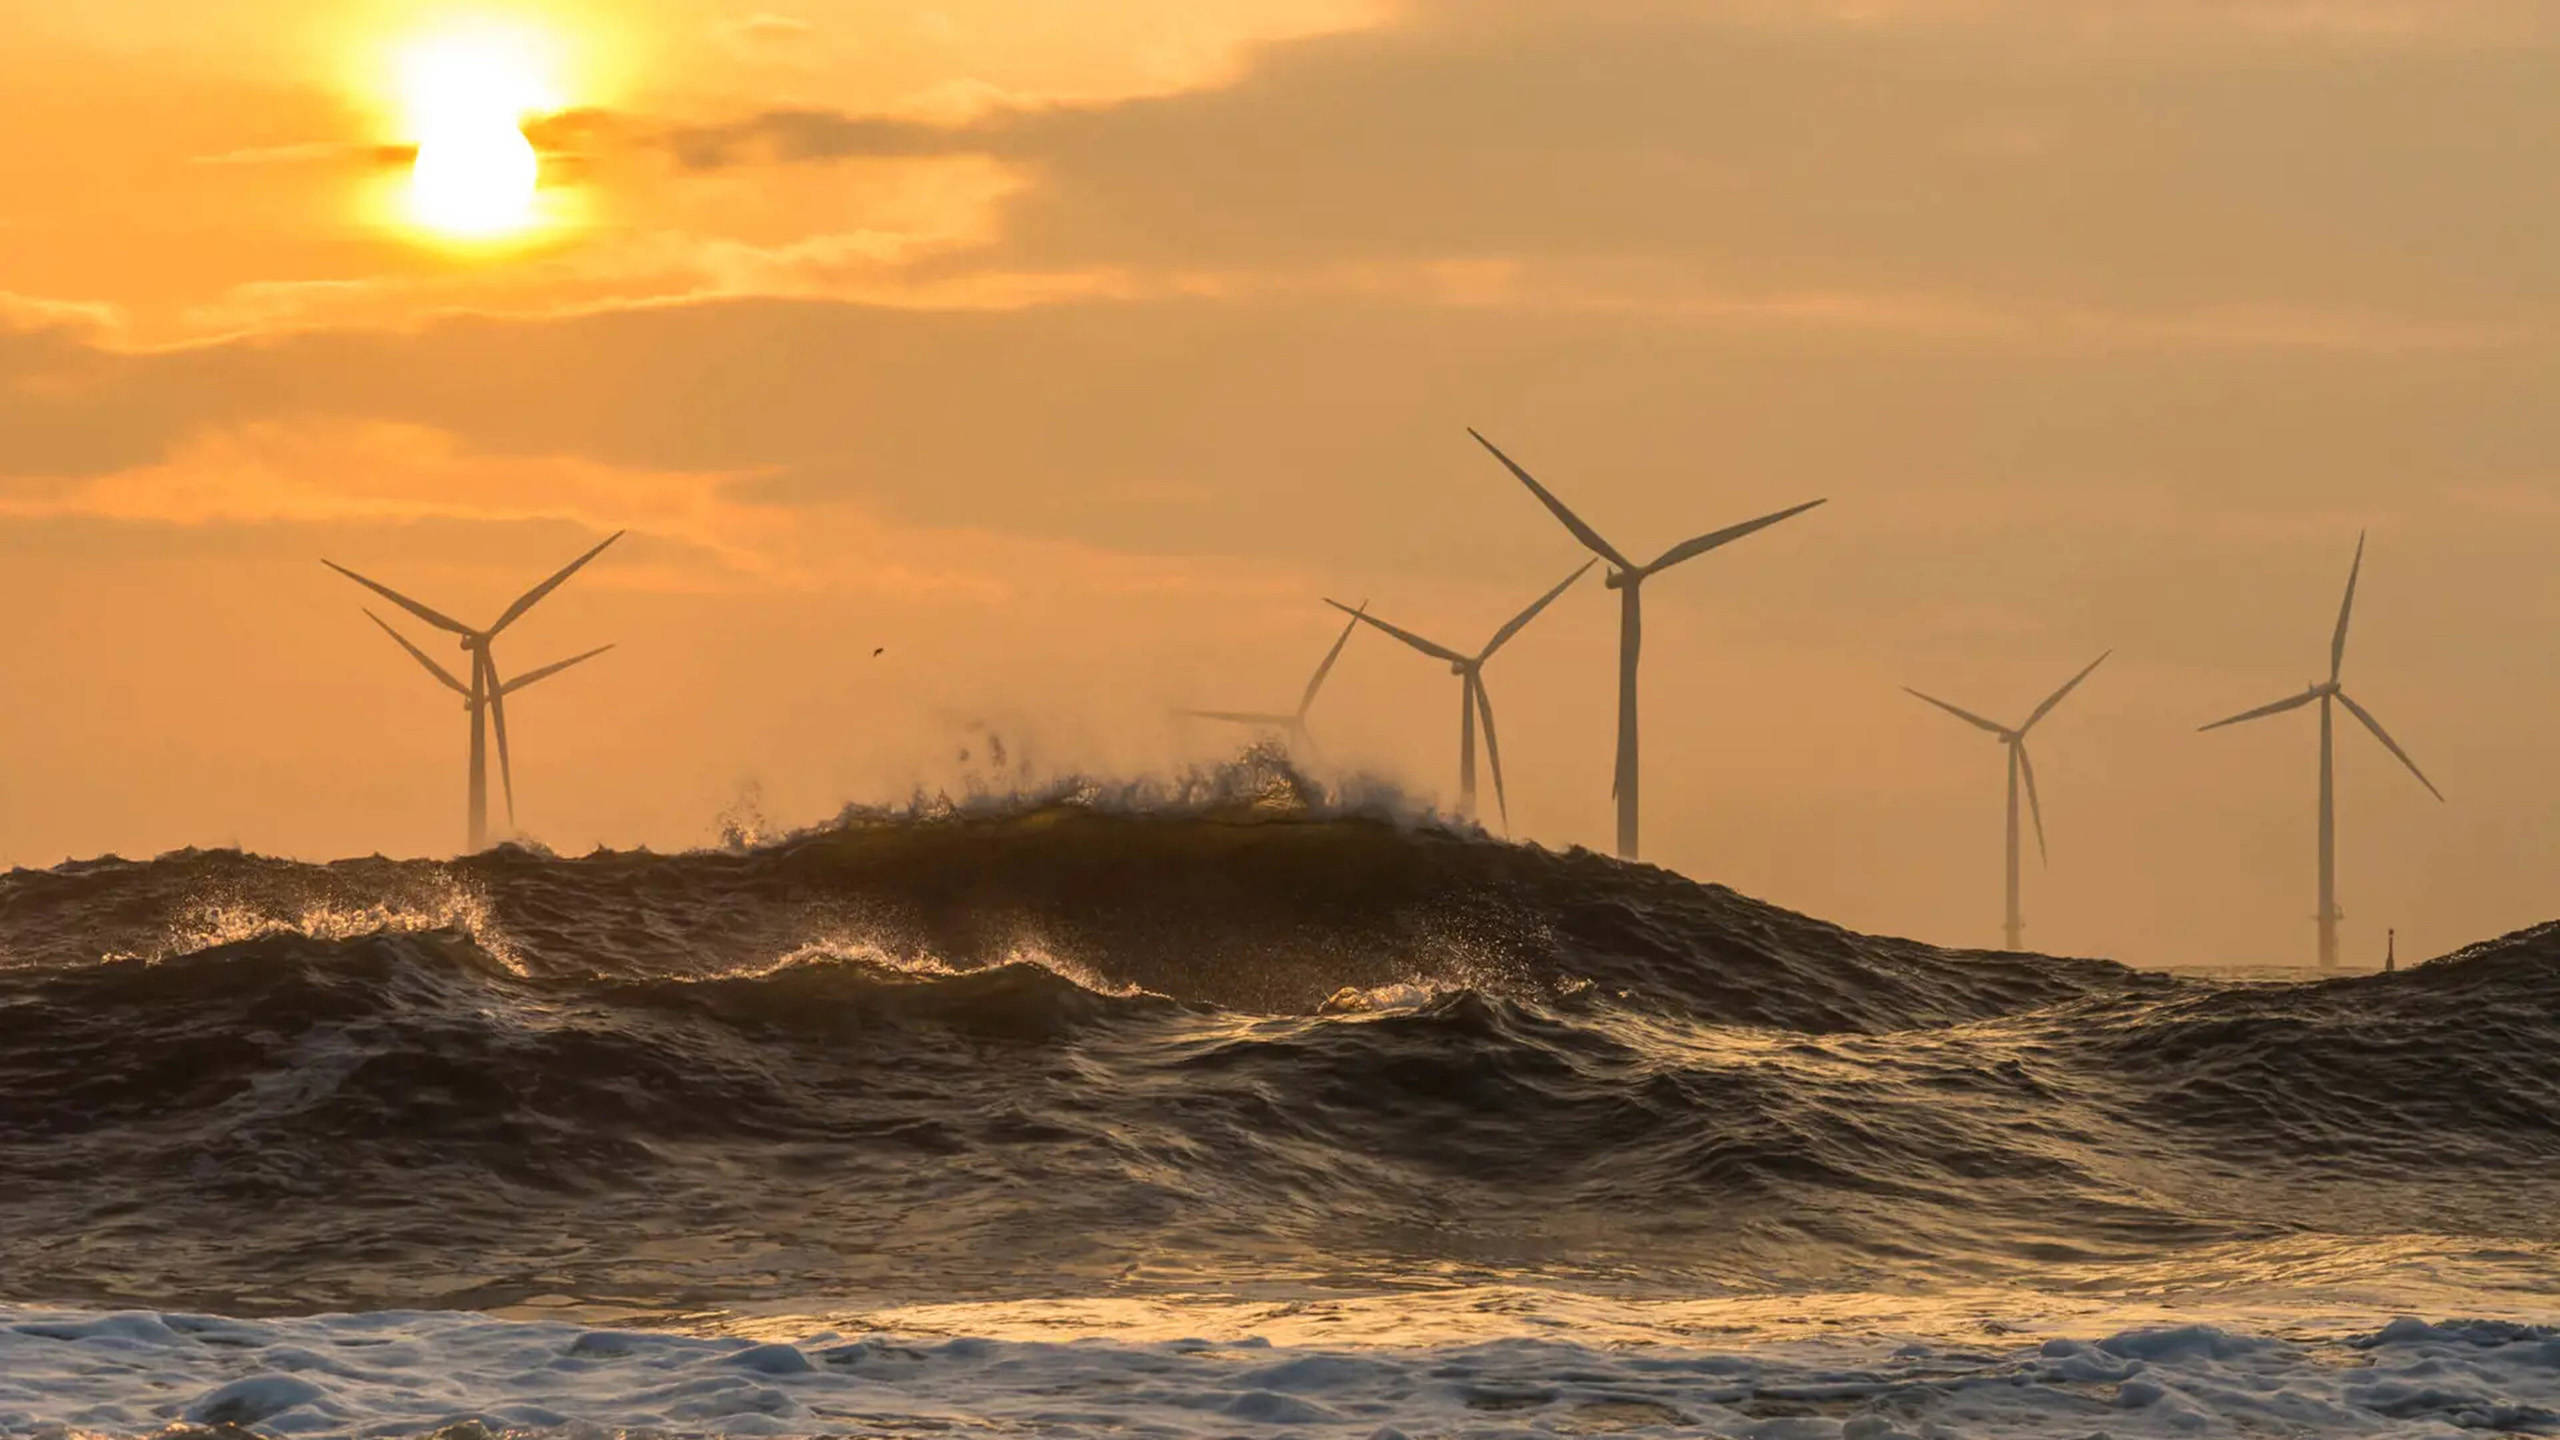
191;140;409;168
0;292;122;339
0;419;1294;607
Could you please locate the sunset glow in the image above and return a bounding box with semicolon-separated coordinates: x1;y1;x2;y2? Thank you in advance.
6;5;2560;1434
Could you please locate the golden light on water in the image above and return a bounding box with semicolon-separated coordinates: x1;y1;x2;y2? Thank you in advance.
393;22;560;240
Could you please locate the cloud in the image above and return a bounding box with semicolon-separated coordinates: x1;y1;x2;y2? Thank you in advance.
191;140;410;169
3;287;2552;610
2;291;120;333
662;108;982;170
721;11;817;48
610;0;2559;329
0;416;1281;609
1569;0;2559;44
0;420;772;570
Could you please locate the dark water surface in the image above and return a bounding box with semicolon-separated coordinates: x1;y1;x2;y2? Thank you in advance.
3;784;2556;1322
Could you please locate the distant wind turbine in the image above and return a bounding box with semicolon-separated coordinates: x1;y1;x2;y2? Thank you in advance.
1905;652;2110;952
1178;603;1367;763
2200;533;2442;970
1472;429;1825;860
1327;562;1592;828
326;532;624;851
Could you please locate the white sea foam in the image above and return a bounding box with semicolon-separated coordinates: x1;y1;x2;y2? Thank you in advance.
1;1306;2554;1438
106;878;523;973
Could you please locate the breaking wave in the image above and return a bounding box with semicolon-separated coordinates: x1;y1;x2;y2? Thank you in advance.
1;762;2556;1320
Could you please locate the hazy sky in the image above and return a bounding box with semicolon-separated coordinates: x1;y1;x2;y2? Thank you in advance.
3;0;2555;969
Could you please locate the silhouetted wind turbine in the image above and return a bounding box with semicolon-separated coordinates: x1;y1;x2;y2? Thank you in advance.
1178;603;1367;763
1905;652;2110;952
326;532;624;851
1327;562;1591;828
2200;533;2442;970
1472;430;1825;860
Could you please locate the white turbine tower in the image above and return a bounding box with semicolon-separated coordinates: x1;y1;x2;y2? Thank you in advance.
326;532;624;851
1471;429;1825;860
1904;652;2109;952
1178;603;1366;763
2200;533;2442;970
1326;562;1592;828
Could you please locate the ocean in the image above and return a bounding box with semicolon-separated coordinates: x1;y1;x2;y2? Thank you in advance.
3;765;2555;1437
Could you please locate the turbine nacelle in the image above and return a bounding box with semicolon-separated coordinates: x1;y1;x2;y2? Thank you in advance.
1469;426;1826;859
1174;599;1369;766
1326;559;1592;831
326;530;625;851
1902;651;2110;949
2198;531;2440;969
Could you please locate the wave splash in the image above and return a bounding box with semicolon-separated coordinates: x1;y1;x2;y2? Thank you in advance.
0;769;2556;1320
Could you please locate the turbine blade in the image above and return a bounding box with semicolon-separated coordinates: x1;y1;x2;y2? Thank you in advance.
2199;689;2320;732
2331;531;2365;685
1324;599;1466;663
1292;720;1329;768
1468;428;1633;571
1643;498;1829;576
2016;740;2049;865
489;531;625;638
1179;709;1299;726
1472;673;1510;832
1479;559;1595;660
364;609;469;696
323;560;474;637
2334;689;2445;802
1903;687;2008;736
2020;650;2112;735
502;643;615;696
1298;601;1365;718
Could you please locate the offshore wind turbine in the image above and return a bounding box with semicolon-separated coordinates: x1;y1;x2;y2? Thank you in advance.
1471;429;1825;860
2200;533;2442;970
1177;603;1367;763
326;532;624;851
1904;652;2110;952
1327;562;1593;828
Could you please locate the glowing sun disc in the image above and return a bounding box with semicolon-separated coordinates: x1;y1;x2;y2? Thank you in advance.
395;26;557;240
413;122;538;236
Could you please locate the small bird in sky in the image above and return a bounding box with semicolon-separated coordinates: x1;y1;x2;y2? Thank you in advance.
873;646;886;657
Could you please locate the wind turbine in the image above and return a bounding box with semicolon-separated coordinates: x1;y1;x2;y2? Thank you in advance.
2200;533;2442;970
1326;561;1592;828
1904;652;2110;952
1472;429;1825;860
325;532;624;851
1178;603;1367;763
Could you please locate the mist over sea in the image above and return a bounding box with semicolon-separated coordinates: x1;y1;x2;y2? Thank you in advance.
3;757;2556;1437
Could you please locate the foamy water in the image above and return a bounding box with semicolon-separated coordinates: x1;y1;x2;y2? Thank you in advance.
1;783;2553;1437
5;1305;2555;1438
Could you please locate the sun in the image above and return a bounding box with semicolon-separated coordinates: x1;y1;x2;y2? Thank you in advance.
395;24;560;240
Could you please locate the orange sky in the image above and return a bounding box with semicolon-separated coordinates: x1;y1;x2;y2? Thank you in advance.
3;0;2556;969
